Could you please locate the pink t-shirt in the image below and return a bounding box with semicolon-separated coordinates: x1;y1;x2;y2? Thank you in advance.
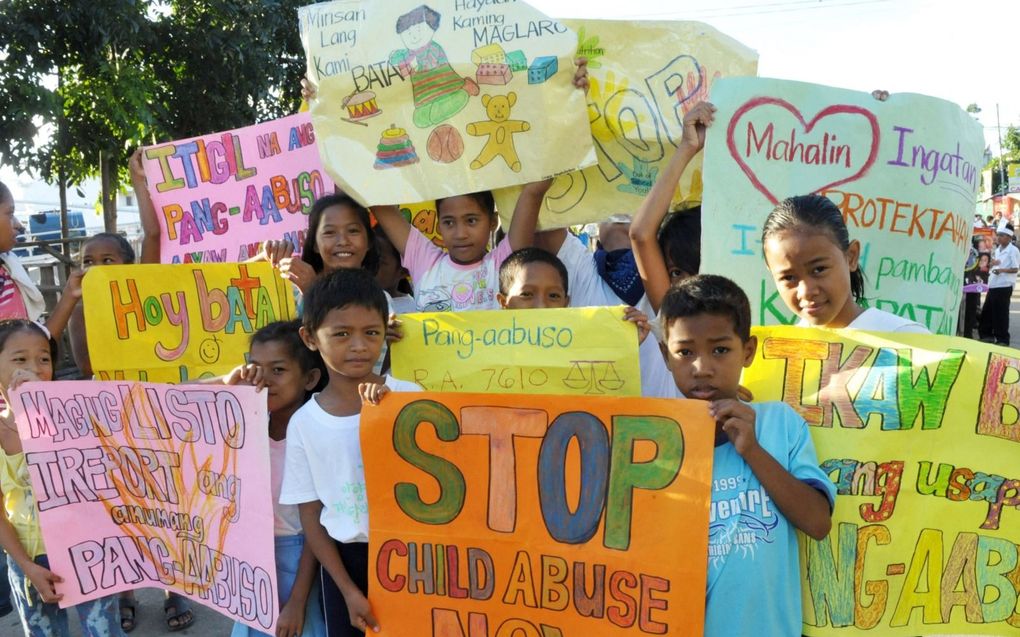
0;264;29;321
403;228;513;311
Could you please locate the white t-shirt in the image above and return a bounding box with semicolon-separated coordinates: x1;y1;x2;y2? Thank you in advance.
989;243;1020;289
279;376;421;543
797;308;929;334
640;336;682;398
269;438;302;537
847;308;930;334
403;227;512;311
389;294;418;315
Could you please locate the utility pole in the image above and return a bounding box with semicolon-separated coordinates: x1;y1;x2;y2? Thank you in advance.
997;103;1007;194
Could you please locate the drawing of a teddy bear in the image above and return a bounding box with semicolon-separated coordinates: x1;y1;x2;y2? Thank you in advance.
466;93;530;172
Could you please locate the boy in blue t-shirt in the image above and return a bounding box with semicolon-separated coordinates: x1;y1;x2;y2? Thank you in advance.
660;274;835;637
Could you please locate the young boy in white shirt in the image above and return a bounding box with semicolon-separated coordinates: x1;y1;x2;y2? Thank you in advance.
280;269;419;636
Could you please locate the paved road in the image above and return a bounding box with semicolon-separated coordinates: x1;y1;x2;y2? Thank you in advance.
0;586;233;636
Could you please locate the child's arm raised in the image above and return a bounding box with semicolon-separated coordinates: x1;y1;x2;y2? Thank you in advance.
508;179;552;251
44;269;84;341
131;148;161;264
299;501;379;632
370;205;410;256
629;101;715;311
710;399;832;540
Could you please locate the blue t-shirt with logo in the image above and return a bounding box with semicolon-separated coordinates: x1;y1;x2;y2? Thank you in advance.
705;401;836;637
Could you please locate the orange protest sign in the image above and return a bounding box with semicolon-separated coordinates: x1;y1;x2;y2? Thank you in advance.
361;392;715;636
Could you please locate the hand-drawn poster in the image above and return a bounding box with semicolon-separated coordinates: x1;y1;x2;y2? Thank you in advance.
495;19;758;229
143;112;334;264
82;263;295;383
298;0;596;205
701;78;984;335
742;325;1020;636
12;381;277;632
391;307;642;396
400;200;443;247
361;392;715;636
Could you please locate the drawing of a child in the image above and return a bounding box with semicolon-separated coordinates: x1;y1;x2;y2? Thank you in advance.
389;5;479;128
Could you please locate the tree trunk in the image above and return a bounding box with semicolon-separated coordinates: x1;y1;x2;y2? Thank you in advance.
100;151;118;233
57;66;70;275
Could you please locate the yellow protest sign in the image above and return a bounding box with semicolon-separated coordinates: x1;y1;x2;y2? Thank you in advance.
361;392;715;636
399;200;443;247
496;19;758;229
741;325;1020;636
391;307;642;396
83;263;295;383
701;78;984;334
299;0;596;205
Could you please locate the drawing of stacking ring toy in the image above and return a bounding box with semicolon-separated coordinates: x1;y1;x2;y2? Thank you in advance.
342;90;382;126
373;124;420;170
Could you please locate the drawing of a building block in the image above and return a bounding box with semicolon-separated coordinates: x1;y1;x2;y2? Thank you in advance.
476;63;512;85
506;50;527;72
528;56;558;84
471;43;506;65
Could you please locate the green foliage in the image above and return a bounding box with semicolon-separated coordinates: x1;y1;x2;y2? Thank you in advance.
0;0;307;220
149;0;307;139
985;124;1020;195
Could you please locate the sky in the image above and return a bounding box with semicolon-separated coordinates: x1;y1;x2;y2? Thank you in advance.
531;0;1018;152
4;0;1016;223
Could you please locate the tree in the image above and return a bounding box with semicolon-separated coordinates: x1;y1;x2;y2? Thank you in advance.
986;124;1020;195
0;1;159;232
149;0;307;140
0;0;307;233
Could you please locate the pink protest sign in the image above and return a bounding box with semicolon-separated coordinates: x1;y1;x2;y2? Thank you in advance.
11;381;278;632
143;112;334;264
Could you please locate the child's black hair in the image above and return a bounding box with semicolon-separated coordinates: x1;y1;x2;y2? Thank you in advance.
301;268;389;334
658;207;701;278
0;319;58;364
83;232;136;264
763;194;865;302
498;247;569;295
251;320;327;394
436;191;496;219
396;5;440;32
301;194;379;275
660;274;751;343
374;227;413;295
0;181;11;204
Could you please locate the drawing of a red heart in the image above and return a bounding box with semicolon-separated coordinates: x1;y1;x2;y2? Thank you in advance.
725;97;880;205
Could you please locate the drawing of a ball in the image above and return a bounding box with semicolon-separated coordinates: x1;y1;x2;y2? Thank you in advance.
427;125;464;163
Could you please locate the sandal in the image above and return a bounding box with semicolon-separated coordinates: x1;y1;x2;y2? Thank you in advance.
163;593;195;632
119;596;138;633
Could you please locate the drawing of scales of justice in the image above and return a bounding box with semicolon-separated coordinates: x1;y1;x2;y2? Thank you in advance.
562;360;625;394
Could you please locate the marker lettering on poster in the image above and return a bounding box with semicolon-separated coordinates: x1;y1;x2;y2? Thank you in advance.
362;392;715;636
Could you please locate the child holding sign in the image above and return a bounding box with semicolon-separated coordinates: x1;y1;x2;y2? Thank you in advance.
762;194;930;333
272;195;380;298
0;320;126;637
660;276;834;637
280;270;419;636
370;182;548;312
494;247;682;398
226;321;327;637
628;102;712;312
